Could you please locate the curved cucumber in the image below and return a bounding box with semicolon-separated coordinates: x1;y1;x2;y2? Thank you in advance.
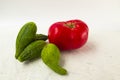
15;22;37;59
41;43;67;75
18;40;46;62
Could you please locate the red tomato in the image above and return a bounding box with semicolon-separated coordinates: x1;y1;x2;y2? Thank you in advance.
48;19;89;50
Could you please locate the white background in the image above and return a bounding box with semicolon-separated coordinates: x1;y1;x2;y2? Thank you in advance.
0;0;120;80
0;0;120;31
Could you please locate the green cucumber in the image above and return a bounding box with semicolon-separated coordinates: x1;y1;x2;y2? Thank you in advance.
18;40;46;62
35;34;48;41
41;43;67;75
15;22;37;59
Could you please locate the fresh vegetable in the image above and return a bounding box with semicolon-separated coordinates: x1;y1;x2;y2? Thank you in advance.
18;40;46;62
15;22;48;59
15;19;89;76
41;43;67;75
35;34;48;41
48;19;89;50
15;22;37;59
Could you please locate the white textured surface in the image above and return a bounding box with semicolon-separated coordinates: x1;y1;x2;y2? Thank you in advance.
0;0;120;80
0;29;120;80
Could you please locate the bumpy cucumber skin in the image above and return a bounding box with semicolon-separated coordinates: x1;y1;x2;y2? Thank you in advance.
35;34;48;41
18;40;46;62
41;43;67;75
15;22;37;59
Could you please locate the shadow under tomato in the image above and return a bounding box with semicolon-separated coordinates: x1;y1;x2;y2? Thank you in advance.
59;40;97;67
75;40;97;54
61;40;97;55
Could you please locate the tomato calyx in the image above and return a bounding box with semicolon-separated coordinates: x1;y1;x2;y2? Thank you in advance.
64;22;75;28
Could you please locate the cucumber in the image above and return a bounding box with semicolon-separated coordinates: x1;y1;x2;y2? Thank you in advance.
15;22;37;59
41;43;67;75
18;40;46;62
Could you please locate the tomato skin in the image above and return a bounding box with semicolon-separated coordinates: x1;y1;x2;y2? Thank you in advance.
48;19;89;50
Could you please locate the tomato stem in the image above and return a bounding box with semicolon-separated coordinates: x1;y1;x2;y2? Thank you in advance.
64;22;75;28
